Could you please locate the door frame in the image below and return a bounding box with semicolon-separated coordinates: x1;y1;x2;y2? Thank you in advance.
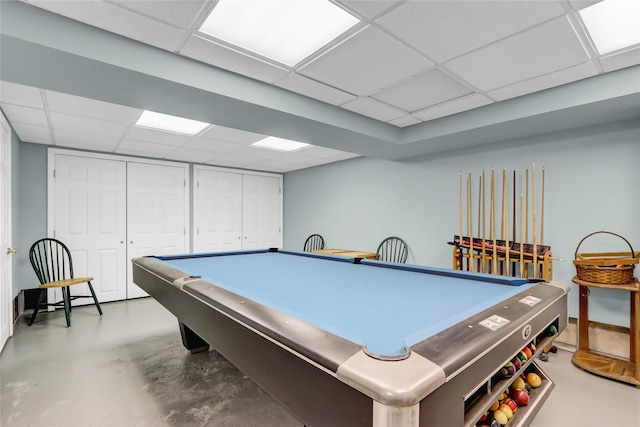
1;110;13;351
47;148;190;301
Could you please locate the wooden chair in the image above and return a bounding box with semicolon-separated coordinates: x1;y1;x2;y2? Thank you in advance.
376;236;409;263
28;238;102;327
303;234;325;252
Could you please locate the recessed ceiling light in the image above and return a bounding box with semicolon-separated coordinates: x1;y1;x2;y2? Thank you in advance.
198;0;360;66
580;0;640;55
252;136;310;152
135;111;210;135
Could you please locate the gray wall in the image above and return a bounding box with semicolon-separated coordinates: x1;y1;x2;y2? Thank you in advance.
283;119;640;327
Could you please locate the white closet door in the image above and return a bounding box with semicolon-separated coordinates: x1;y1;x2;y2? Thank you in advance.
242;174;282;249
194;168;243;253
1;111;13;351
126;162;188;299
52;154;127;303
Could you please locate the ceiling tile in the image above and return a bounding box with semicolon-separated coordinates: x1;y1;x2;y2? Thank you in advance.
0;81;43;108
387;115;421;128
199;125;265;144
181;35;289;84
600;46;640;73
412;93;493;122
49;112;128;137
246;158;301;173
11;123;52;143
299;26;433;95
0;104;48;127
123;126;193;146
25;0;187;51
45;90;140;123
275;74;357;106
116;139;177;156
444;17;590;91
487;62;599;101
111;0;207;30
339;0;400;19
163;147;219;163
377;0;565;62
568;1;603;11
185;137;245;153
372;69;474;112
53;128;121;151
340;97;407;122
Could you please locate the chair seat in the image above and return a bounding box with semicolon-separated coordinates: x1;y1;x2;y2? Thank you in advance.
39;277;94;289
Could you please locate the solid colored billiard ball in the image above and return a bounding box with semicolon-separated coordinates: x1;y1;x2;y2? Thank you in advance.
526;372;542;388
493;409;509;425
511;356;522;370
523;346;533;359
489;399;500;411
511;376;526;390
498;403;514;419
517;351;528;363
512;388;530;406
489;419;501;427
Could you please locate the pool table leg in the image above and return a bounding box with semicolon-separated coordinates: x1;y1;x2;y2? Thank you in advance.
373;401;419;427
179;321;210;354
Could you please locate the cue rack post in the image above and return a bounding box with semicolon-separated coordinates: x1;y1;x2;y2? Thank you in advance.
451;164;554;281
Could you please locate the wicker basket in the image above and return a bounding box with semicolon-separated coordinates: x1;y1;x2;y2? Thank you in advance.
573;231;638;284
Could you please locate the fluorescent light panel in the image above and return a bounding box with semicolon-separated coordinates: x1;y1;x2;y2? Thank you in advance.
198;0;360;66
135;111;210;135
252;136;310;152
580;0;640;54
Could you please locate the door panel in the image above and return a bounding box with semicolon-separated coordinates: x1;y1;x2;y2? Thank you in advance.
1;111;12;351
127;162;188;298
242;175;282;249
53;155;127;303
194;168;243;253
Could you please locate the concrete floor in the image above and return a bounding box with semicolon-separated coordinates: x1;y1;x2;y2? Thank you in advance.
1;298;639;427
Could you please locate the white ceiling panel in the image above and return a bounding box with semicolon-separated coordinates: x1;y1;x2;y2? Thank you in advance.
0;81;43;108
387;115;421;128
45;90;140;123
116;139;178;156
123;126;193;146
185;137;246;153
0;104;48;127
372;69;474;112
600;46;640;72
299;26;433;95
26;0;187;52
111;0;207;30
444;17;590;91
340;0;400;19
412;93;493;122
53;128;121;151
10;123;51;142
163;146;219;163
377;0;565;63
180;35;289;84
340;97;406;122
199;125;265;144
488;62;599;101
49;112;128;137
275;73;356;106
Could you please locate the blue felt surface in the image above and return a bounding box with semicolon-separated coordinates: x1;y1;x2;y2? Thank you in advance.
158;251;535;357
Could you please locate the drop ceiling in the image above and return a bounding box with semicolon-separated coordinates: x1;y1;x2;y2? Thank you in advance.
0;0;639;173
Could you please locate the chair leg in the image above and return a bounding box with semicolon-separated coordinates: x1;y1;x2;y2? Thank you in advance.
62;286;71;327
87;281;103;315
28;289;47;326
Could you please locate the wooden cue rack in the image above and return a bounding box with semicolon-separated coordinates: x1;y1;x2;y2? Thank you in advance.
449;237;553;281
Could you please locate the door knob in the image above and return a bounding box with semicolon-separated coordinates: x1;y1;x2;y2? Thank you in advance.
6;248;17;255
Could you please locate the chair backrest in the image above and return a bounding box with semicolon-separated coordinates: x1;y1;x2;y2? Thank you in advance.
303;234;325;252
29;238;75;285
376;236;408;263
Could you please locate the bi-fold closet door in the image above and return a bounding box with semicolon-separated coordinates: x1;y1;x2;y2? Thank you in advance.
193;166;282;253
48;149;189;303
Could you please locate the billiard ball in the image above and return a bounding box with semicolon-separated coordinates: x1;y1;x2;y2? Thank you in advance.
489;399;500;411
511;376;526;390
517;351;528;363
489;420;501;427
529;343;536;353
512;389;530;406
511;357;522;370
526;372;542;388
523;346;533;359
501;362;516;377
493;409;509;425
498;403;514;419
503;397;517;412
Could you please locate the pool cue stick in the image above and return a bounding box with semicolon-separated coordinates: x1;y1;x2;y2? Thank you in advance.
477;174;483;272
504;168;510;276
540;167;546;278
491;168;497;274
499;168;507;275
459;171;463;270
520;193;524;278
532;163;538;278
525;167;529;244
512;170;516;276
482;170;486;273
468;172;474;272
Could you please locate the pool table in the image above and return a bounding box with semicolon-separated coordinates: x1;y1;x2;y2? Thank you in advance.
132;249;569;427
